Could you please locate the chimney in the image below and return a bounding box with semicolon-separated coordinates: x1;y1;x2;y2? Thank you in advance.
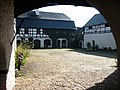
35;9;39;16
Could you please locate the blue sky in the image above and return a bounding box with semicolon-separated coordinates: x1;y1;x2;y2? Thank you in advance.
38;5;100;27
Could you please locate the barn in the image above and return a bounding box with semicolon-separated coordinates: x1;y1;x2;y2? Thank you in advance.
16;10;76;48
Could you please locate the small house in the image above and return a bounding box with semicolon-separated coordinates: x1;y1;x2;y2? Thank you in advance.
83;14;116;50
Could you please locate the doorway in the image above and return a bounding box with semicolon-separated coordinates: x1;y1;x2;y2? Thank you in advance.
34;39;41;49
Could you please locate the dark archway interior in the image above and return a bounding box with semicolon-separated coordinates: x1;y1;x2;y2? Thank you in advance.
34;39;41;49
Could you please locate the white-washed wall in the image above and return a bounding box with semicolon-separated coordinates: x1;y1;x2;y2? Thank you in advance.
84;33;116;49
6;42;16;90
6;19;16;90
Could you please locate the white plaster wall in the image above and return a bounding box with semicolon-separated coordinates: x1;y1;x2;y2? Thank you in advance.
6;41;16;90
6;19;16;90
84;33;117;49
41;39;44;48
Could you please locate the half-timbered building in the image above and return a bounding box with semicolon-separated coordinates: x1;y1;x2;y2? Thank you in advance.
16;10;77;48
83;14;116;50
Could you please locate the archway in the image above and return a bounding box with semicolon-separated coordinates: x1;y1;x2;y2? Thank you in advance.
0;0;120;89
44;39;52;48
56;39;60;48
79;40;83;48
57;38;68;48
56;39;61;48
62;39;68;48
62;40;67;48
34;39;41;49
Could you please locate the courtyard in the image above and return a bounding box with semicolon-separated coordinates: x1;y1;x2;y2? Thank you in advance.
13;49;117;90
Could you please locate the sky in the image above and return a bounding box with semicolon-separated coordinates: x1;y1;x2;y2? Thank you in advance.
38;5;100;27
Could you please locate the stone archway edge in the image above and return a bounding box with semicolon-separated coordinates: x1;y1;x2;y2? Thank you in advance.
10;18;24;46
0;0;120;89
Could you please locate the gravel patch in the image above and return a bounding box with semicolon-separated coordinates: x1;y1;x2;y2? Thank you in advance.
13;49;117;90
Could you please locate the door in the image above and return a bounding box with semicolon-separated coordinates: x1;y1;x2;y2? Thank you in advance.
34;39;41;49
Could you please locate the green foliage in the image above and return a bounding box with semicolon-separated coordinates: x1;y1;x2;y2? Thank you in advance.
95;44;99;50
15;41;32;69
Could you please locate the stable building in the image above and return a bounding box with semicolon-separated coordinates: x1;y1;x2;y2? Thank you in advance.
83;14;116;50
16;10;76;48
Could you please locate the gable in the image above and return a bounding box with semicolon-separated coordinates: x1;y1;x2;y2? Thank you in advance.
84;14;107;27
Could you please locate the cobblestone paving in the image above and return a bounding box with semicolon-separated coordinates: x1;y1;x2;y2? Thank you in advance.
13;49;117;90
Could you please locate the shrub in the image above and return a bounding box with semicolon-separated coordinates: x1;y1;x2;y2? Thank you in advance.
86;42;91;49
15;41;32;69
95;44;99;50
108;47;112;50
104;47;108;50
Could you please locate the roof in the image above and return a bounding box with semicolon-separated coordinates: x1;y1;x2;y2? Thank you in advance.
16;11;76;30
84;14;107;27
14;0;92;17
17;11;72;21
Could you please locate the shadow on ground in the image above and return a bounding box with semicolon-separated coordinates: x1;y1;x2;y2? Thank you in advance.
68;48;117;59
68;48;118;90
86;69;118;90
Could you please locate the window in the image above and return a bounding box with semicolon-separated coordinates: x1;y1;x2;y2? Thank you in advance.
33;34;36;37
97;28;101;33
28;29;32;37
89;29;92;33
95;25;99;29
89;26;92;29
20;34;23;37
94;29;97;33
17;29;20;34
101;27;105;33
37;29;40;34
92;26;96;29
105;23;109;27
33;29;36;32
40;29;43;35
37;34;40;37
25;34;28;37
85;30;87;34
100;24;105;27
20;28;24;34
106;27;111;32
43;34;47;38
86;30;90;34
85;27;89;30
91;29;95;33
